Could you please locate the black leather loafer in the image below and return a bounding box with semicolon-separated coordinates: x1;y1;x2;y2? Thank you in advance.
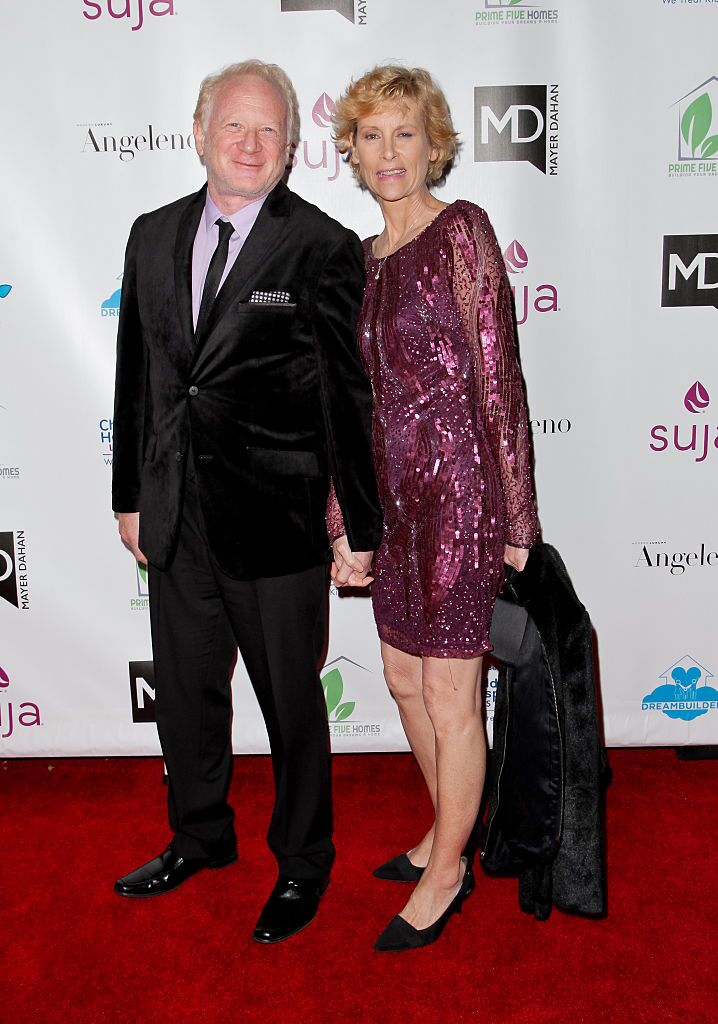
252;875;330;943
114;845;237;898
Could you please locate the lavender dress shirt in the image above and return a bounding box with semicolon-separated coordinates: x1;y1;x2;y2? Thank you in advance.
191;192;267;330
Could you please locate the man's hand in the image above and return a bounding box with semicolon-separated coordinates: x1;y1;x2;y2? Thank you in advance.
504;544;529;572
117;512;147;564
331;535;373;588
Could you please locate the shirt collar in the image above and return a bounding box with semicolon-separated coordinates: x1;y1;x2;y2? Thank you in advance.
203;191;268;239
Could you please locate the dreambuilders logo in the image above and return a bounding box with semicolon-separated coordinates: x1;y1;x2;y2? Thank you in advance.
280;0;367;24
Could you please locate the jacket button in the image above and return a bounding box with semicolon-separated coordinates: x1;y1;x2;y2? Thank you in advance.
188;385;199;396
175;451;183;462
198;454;213;463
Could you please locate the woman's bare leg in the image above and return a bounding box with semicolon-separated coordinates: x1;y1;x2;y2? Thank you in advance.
380;641;437;865
396;655;485;929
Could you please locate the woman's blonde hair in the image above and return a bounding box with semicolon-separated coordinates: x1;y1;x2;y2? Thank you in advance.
332;65;458;185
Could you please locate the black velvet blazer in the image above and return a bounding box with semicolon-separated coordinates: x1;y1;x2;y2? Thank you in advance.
112;180;383;578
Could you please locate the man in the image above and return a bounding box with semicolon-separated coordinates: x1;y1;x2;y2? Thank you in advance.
112;60;382;943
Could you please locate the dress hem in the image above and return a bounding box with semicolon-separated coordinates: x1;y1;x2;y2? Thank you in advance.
377;624;492;660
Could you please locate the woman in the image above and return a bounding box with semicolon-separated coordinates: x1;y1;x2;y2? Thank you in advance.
328;66;539;951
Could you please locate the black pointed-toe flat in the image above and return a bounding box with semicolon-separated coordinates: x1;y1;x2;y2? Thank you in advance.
372;852;426;882
374;863;474;952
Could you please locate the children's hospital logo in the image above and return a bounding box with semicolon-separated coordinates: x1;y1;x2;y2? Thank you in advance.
642;656;718;722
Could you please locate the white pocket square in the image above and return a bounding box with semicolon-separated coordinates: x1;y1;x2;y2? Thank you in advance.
249;290;292;304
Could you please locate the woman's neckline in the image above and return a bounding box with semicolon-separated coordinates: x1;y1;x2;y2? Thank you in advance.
368;201;459;260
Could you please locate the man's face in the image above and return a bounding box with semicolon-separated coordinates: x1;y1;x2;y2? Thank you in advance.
194;75;290;202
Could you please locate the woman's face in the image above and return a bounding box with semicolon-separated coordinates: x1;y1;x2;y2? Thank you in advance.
352;98;438;203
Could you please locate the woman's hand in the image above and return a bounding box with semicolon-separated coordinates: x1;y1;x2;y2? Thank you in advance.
504;544;529;572
331;535;374;587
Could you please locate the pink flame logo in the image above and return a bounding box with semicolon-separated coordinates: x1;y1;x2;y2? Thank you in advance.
0;666;9;688
503;239;528;273
684;380;710;413
312;93;336;129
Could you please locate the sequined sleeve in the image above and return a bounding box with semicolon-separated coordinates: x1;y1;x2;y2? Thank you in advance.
326;478;346;543
448;205;539;548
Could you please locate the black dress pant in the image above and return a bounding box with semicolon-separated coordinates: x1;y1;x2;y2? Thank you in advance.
148;474;333;879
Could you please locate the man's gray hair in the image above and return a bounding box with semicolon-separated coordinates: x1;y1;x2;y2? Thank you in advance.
193;60;300;147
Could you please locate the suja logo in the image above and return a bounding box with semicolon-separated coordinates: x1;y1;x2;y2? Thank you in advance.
643;656;718;722
291;93;343;182
130;661;155;723
0;665;41;740
280;0;365;23
649;381;717;463
0;531;29;610
82;0;175;32
502;239;558;325
474;85;558;174
662;235;718;309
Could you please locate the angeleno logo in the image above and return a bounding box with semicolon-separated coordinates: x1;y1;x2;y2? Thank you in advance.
502;238;559;325
0;531;29;610
82;0;175;32
79;122;194;162
669;77;718;178
634;539;718;574
474;85;558;174
280;0;366;24
476;0;559;26
649;381;718;463
643;656;718;722
0;664;42;740
662;235;718;309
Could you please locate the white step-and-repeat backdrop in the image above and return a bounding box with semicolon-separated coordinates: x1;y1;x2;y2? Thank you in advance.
1;0;717;756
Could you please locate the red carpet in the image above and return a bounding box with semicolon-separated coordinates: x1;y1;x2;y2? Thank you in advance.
2;749;717;1024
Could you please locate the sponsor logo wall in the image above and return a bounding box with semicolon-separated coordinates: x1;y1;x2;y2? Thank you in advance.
0;0;716;754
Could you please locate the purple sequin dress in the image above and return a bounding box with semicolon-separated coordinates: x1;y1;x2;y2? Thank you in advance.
329;201;539;658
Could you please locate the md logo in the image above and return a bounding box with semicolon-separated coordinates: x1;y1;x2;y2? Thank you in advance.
474;85;558;173
101;275;122;317
129;660;155;723
280;0;358;23
662;235;718;309
642;656;718;721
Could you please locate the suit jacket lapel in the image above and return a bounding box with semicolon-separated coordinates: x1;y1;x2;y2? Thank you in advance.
173;184;207;355
192;179;292;361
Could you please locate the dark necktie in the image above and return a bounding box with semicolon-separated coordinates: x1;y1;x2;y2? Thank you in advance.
194;218;235;343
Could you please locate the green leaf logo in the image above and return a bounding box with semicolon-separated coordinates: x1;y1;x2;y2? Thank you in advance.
681;93;712;157
700;135;718;158
137;563;148;586
322;668;356;721
509;0;523;5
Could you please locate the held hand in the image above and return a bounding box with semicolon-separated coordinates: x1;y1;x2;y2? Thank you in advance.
117;512;147;565
331;535;374;588
504;544;529;573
